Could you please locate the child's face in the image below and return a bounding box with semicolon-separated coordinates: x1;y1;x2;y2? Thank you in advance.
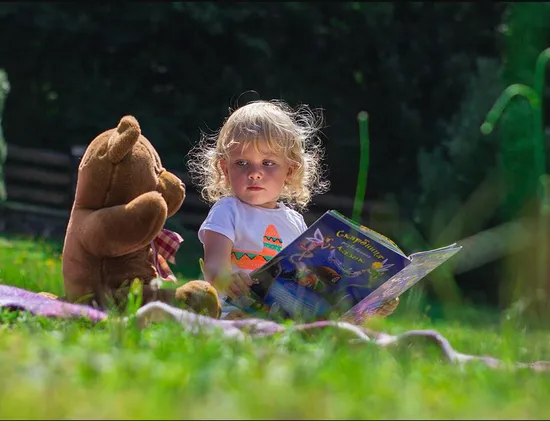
221;141;292;209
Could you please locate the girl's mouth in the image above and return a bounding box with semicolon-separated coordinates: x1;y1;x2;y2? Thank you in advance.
247;186;263;191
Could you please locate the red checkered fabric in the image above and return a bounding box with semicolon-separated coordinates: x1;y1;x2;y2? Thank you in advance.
151;229;184;282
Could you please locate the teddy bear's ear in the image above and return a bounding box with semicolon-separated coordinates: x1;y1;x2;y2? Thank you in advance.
106;115;141;163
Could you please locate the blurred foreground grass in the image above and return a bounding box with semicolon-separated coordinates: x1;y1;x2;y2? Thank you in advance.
1;234;550;419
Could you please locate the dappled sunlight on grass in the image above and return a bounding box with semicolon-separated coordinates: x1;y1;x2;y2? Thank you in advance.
1;307;550;419
1;237;550;418
0;235;64;295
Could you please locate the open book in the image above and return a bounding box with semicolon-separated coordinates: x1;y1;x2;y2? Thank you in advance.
229;210;462;323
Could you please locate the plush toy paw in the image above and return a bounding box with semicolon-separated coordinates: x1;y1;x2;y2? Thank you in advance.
175;280;222;319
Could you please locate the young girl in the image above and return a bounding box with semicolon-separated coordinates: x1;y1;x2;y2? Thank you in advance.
187;99;398;320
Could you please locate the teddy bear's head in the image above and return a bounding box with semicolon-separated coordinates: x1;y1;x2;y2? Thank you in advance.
74;116;185;217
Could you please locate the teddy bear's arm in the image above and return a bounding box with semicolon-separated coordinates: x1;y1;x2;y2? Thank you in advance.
80;191;167;257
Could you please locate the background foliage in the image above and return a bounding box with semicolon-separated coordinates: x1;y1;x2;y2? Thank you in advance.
0;2;505;198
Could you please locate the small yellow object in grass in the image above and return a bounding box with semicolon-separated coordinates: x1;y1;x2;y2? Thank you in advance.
130;278;143;297
199;257;205;276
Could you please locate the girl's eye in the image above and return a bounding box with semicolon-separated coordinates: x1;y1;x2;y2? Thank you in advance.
235;160;247;167
263;161;276;167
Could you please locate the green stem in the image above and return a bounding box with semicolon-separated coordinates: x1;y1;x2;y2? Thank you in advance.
533;48;550;304
352;111;370;222
481;83;540;135
481;78;548;309
481;85;540;203
480;84;540;212
533;48;550;210
0;69;9;202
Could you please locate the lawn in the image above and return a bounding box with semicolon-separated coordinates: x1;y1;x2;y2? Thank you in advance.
1;233;550;419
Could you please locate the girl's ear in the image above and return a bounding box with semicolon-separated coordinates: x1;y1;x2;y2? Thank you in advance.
286;164;295;181
220;158;229;178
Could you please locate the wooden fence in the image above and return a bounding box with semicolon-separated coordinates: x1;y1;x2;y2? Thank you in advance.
0;145;399;237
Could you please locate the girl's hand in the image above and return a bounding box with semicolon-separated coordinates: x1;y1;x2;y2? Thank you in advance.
225;270;255;301
201;230;247;299
374;297;399;318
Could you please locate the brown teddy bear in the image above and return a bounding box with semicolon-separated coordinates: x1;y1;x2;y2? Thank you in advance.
60;115;221;318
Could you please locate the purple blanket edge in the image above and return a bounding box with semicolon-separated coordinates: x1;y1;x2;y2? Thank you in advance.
2;284;550;373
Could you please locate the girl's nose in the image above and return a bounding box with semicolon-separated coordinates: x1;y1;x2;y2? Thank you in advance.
248;169;262;180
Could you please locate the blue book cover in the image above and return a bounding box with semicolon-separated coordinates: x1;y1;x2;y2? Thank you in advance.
232;210;462;323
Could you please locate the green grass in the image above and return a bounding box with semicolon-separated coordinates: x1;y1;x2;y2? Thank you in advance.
1;234;550;419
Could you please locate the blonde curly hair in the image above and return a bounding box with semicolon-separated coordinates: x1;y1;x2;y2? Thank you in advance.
187;99;330;210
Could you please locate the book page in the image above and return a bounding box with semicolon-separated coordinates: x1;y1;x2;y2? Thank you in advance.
329;211;408;258
340;243;462;324
242;211;410;321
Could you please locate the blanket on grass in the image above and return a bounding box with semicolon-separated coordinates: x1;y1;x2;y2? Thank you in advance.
1;284;549;373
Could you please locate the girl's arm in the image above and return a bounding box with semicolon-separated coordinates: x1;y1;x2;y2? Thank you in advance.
201;229;253;300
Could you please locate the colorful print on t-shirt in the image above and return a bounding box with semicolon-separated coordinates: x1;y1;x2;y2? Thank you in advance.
231;224;283;271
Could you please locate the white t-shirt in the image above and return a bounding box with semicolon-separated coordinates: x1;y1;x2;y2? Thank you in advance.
199;196;307;273
198;196;308;316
